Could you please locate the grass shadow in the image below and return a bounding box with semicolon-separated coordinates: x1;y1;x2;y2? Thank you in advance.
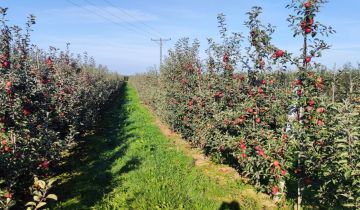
52;84;142;209
218;201;241;210
117;156;142;175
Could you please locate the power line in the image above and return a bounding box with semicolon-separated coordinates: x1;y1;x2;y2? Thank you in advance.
65;0;151;39
151;38;171;72
83;0;158;37
102;0;163;37
66;0;171;70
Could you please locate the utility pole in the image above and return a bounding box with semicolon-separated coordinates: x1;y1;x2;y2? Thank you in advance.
151;38;171;73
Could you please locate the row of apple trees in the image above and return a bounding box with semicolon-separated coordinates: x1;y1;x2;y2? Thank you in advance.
0;8;123;209
130;0;359;209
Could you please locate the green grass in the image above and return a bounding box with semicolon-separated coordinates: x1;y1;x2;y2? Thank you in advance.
53;84;275;210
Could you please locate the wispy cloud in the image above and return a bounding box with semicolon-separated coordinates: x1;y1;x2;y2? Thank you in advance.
332;45;360;52
37;6;158;24
156;7;206;20
32;35;159;74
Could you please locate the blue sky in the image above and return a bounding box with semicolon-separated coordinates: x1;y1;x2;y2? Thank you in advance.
1;0;360;75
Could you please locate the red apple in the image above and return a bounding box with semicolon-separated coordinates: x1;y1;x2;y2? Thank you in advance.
5;81;12;90
219;145;225;152
272;186;279;195
307;18;314;25
223;52;229;63
297;89;302;96
273;160;280;168
258;87;264;94
238;118;245;125
308;99;316;107
3;146;10;152
316;107;326;113
41;160;49;169
22;108;31;116
46;57;53;66
1;140;7;146
2;60;10;68
4;192;12;199
275;50;284;57
316;77;324;84
316;119;324;126
306;106;314;112
300;21;307;29
258;150;265;157
304;2;312;8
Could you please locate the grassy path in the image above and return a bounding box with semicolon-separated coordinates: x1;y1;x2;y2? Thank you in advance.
53;84;276;210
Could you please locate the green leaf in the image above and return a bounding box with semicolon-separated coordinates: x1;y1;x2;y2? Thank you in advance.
344;171;351;179
34;191;42;197
38;180;46;189
25;201;36;206
33;196;40;202
343;203;355;207
47;179;57;187
36;202;47;209
46;194;58;201
337;160;348;164
339;152;349;157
